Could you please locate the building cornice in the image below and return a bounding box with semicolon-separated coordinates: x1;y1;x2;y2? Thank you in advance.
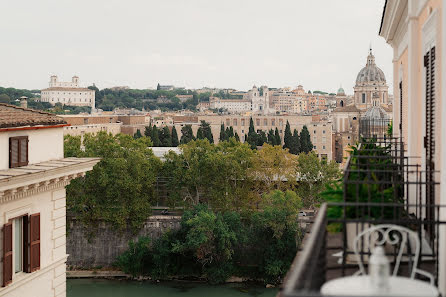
0;158;100;204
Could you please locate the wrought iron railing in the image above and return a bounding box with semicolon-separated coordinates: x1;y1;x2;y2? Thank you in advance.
280;129;446;296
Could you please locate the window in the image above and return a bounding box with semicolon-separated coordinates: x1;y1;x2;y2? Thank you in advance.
2;213;40;287
256;119;260;126
9;136;28;168
233;119;237;126
84;118;88;124
314;145;317;149
313;130;316;134
313;136;317;143
323;145;326;150
241;119;245;126
323;130;326;134
272;119;275;126
322;137;326;143
264;119;268;126
362;93;366;103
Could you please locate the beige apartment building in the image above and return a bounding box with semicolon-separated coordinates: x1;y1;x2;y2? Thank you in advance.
171;115;333;161
0;103;98;297
379;0;445;294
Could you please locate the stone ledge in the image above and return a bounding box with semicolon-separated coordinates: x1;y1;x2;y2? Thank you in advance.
67;270;130;278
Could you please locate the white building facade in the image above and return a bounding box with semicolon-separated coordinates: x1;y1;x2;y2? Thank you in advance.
41;76;95;108
0;103;99;297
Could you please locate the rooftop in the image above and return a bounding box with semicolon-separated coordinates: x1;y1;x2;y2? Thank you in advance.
0;103;67;129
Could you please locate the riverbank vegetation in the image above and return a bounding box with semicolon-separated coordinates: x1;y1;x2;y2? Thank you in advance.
64;131;340;283
116;192;302;284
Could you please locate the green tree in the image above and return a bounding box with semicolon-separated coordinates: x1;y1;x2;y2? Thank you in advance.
274;128;281;146
256;131;267;146
296;152;341;207
289;129;300;155
267;129;275;145
283;121;293;150
151;125;161;146
0;94;11;104
144;125;152;138
196;120;214;143
156;83;161;91
234;132;240;142
134;129;142;139
247;118;258;149
299;125;313;153
219;123;226;142
180;125;195;144
161;126;172;146
64;132;161;231
171;126;179;147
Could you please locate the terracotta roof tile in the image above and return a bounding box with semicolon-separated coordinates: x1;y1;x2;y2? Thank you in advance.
0;103;66;128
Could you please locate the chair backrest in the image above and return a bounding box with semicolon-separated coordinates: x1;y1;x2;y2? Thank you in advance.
353;224;420;278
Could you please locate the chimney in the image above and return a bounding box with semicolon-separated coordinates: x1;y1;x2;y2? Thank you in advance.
20;96;28;108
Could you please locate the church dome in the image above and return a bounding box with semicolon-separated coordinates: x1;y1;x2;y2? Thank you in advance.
355;50;386;85
362;106;389;121
337;87;345;95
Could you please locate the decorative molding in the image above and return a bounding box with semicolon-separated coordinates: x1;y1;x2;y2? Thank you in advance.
0;175;82;204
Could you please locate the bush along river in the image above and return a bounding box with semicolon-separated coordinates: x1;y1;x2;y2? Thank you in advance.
67;279;278;297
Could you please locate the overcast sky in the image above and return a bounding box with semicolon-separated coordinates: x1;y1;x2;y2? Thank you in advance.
1;0;391;94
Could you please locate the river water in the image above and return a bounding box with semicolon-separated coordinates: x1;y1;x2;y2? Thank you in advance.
67;279;278;297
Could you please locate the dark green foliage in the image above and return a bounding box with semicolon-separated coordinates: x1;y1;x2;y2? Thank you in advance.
274;128;281;146
290;129;300;154
234;132;240;142
151;125;161;146
116;196;302;284
133;129;142;139
65;132;161;231
321;140;403;220
0;94;11;103
199;120;214;143
115;237;152;277
256;131;267;146
161;126;172;146
267;129;275;145
180;125;195;144
283;121;293;150
144;125;152;138
219;123;226;142
171;126;179;147
247;118;258;149
299;125;313;153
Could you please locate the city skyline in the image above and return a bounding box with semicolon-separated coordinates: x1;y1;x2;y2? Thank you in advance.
1;0;391;93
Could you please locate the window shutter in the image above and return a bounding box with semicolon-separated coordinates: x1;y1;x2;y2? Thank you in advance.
23;215;29;273
9;138;19;168
2;222;12;287
29;213;40;272
424;46;436;240
19;137;28;166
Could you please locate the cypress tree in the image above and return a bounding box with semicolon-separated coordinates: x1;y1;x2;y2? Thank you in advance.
133;129;142;139
161;126;172;146
274;127;281;146
171;126;179;147
300;125;313;153
290;129;300;154
234;132;240;142
257;131;267;146
283;120;293;150
267;129;275;145
180;125;195;144
151;125;161;146
144;125;152;138
229;126;234;138
247;118;258;149
219;123;226;142
197;120;213;143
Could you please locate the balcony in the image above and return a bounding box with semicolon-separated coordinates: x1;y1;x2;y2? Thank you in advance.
280;119;445;296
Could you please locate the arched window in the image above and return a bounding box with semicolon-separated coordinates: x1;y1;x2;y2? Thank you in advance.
362;93;366;103
340;100;344;107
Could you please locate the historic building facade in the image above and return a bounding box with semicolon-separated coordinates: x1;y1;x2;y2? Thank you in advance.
0;103;99;297
40;76;95;108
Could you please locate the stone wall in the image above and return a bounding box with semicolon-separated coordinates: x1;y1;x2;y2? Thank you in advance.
67;215;181;268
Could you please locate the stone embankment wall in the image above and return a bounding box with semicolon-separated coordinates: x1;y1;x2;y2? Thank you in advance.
67;215;181;268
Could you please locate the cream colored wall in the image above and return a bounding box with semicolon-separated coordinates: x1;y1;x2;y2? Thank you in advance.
63;123;122;136
41;90;95;108
0;188;67;297
0;128;64;170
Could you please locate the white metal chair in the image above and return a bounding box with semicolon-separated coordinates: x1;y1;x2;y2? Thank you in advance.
352;224;434;284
